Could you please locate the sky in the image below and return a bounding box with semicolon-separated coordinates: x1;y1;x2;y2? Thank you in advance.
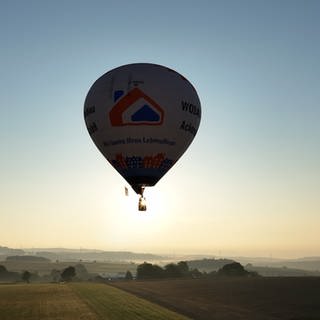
1;0;319;258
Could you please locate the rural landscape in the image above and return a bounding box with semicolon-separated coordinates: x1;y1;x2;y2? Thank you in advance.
2;1;319;319
1;246;320;319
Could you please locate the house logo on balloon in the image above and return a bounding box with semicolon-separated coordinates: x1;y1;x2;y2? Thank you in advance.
109;88;164;126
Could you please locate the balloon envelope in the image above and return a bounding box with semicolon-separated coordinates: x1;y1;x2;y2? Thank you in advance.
84;63;201;194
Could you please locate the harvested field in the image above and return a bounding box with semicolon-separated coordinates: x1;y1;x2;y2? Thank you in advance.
0;282;190;320
113;277;320;320
0;283;98;320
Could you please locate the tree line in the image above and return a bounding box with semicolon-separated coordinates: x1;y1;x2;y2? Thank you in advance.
134;261;259;280
0;264;88;283
0;261;259;284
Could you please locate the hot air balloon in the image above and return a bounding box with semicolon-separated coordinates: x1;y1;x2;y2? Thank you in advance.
84;63;201;211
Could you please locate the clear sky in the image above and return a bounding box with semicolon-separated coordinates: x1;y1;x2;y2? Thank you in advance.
1;0;319;258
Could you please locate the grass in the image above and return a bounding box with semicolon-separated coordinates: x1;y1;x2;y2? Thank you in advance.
0;282;190;320
71;282;190;320
0;283;98;320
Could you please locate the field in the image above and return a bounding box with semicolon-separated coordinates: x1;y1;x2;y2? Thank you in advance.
1;278;320;320
113;277;320;320
0;283;97;320
0;282;189;320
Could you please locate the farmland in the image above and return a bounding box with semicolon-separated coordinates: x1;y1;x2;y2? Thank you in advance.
113;277;320;320
0;283;97;320
0;259;137;277
0;282;190;320
1;278;320;319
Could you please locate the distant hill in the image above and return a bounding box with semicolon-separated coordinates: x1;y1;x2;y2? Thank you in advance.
246;264;320;277
231;256;320;272
23;249;166;262
6;255;50;262
0;265;21;282
2;245;320;273
270;259;320;271
2;246;166;263
0;246;24;257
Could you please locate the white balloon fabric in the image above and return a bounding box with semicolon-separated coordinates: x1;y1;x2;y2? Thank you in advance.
84;63;201;195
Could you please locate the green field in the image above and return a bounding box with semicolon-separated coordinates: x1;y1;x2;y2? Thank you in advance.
0;283;190;320
72;283;190;319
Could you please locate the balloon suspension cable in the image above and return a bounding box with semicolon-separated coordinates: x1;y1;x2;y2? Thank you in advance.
138;186;147;211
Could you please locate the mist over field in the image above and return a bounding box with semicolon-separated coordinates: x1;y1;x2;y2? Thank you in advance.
2;245;320;279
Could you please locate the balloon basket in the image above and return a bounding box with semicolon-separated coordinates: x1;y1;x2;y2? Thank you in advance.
138;196;147;211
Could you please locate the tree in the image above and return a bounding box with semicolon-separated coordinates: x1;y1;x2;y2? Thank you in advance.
164;263;182;278
22;271;31;283
137;261;194;280
74;264;89;281
50;269;61;282
177;261;189;276
136;262;164;279
190;268;203;278
125;270;133;280
0;265;7;273
164;261;190;278
61;266;76;282
217;262;249;277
